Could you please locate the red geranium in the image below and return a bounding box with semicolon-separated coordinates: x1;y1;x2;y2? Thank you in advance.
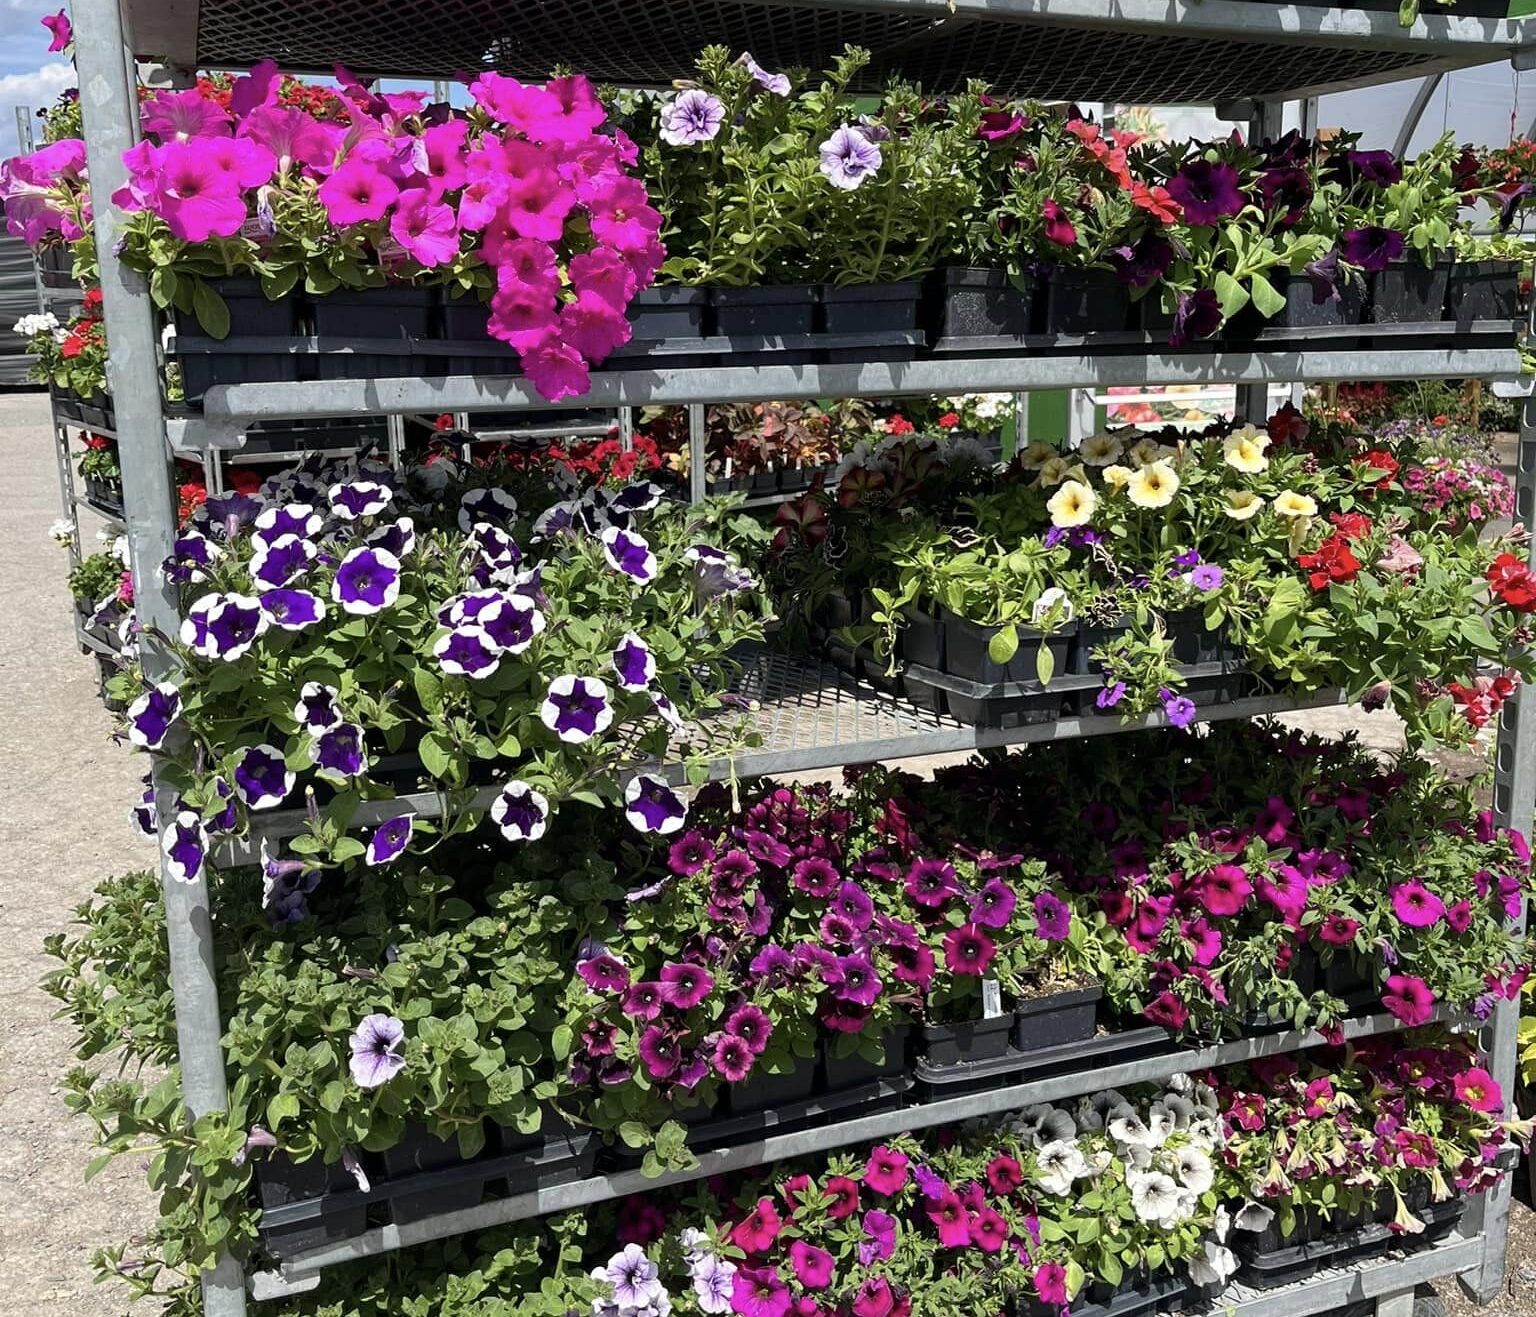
1298;535;1361;591
1266;401;1308;447
936;412;960;429
884;414;915;436
82;286;103;314
60;333;85;359
1488;552;1536;612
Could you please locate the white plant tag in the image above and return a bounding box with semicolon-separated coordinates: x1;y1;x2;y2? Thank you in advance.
982;977;1004;1018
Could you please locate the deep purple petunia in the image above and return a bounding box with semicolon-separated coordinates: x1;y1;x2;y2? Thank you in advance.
625;773;688;836
600;526;658;584
1165;160;1244;226
832;880;874;929
667;830;714;876
366;815;413;866
130;777;156;838
332;546;401;615
348;1013;406;1087
251;534;316;591
163;528;221;583
905;857;958;908
161;810;209;883
1343;149;1402;188
259;588;326;631
792;855;840;897
531;500;579;542
203;492;261;529
608;481;665;515
1111;232;1174;289
470;521;522;571
312;723;368;780
971;877;1018;929
611;631;656;691
208;776;239;833
491;779;550;842
1340;226;1405;273
234;743;294;810
126;682;182;749
541;675;614;743
1169;288;1223;347
687;544;755;600
1304;248;1342;305
441;589;504;628
293;681;342;733
328;480;393;521
1034;891;1073;941
1256;167;1313;226
435;625;502;679
479;595;544;655
254;502;322;547
834;954;882;1006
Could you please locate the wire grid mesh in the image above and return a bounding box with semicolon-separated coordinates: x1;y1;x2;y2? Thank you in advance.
180;0;1441;99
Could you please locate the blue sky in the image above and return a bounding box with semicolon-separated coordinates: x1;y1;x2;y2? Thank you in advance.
0;0;75;156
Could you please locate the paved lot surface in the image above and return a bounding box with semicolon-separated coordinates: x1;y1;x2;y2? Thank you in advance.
0;389;1530;1315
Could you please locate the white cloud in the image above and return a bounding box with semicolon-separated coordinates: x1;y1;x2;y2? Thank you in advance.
0;60;73;153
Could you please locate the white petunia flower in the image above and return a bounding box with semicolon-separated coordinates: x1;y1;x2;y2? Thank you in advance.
1033;1139;1087;1195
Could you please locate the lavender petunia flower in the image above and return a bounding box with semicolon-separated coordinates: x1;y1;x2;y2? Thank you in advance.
819;125;882;190
312;723;368;781
161;811;209;884
739;51;791;96
605;1245;664;1309
540;674;614;743
348;1013;406;1088
328;480;393;521
660;89;726;146
624;773;688;836
491;779;550;842
434;625;502;679
1159;687;1198;730
1340;226;1405;273
250;535;317;592
611;632;655;691
1166;159;1244;227
260;588;327;630
234;743;295;810
293;681;342;733
457;486;517;532
600;526;658;584
691;1252;737;1314
332;546;401;615
126;682;181;749
366;815;413;866
1097;680;1127;710
364;516;416;559
479;594;544;654
253;503;322;547
1190;563;1225;591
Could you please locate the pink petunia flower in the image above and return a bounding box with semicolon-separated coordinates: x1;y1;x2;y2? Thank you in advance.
558;288;633;361
570;246;638;311
486;276;560;351
788;1241;834;1291
497;140;576;241
1033;1262;1069;1307
142;88;233;142
1194;863;1252;916
318;154;400;225
731;1198;782;1254
924;1191;972;1247
1391;880;1446;929
240;106;338;176
521;338;590;402
390;189;461;267
1382;973;1436;1026
864;1145;909;1196
152;141;248;242
422;119;469;199
1453;1066;1504;1114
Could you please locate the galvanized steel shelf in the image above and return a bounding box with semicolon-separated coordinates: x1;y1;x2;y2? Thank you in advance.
245;1004;1455;1298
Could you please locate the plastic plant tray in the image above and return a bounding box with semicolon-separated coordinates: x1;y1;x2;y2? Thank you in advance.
914;1026;1176;1098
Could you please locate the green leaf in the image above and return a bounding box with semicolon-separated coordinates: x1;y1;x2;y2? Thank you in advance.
1035;641;1056;687
149;266;178;310
1460;616;1499;650
987;624;1019;666
1213;271;1250;319
266;1092;301;1126
261;267;301;302
84;1152;116;1182
190;279;232;340
1249;272;1285;319
618;1121;650;1149
551;1023;573;1061
419;732;455;780
412;666;444;715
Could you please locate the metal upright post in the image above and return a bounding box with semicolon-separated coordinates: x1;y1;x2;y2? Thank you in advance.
687;402;707;504
1462;393;1536;1304
71;1;246;1313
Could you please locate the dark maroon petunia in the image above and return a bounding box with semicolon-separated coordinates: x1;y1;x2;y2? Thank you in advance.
1165;160;1244;226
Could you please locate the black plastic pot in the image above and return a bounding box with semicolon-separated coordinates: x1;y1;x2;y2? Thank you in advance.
379;1122;488;1225
712;285;818;337
914;1024;1169;1101
1322;955;1370;998
628;285;709;341
83;475;124;518
729;1053;819;1115
1072;616;1131;676
1166;609;1226;665
173;276;302;401
49;384;83;423
1017;1273;1186;1317
1445;261;1523;326
1045;268;1131;334
1369;260;1452;325
1012;984;1102;1054
921;1012;1014;1067
254;1153;369;1259
312;285;435;380
931;266;1040;341
821;281;923;337
491;1117;597;1195
78;393;113;431
942;611;1074;687
442;295;520;377
1264;270;1368;329
823;1026;910;1093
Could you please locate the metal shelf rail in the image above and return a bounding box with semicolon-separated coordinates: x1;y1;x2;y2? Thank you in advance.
65;1;1536;1315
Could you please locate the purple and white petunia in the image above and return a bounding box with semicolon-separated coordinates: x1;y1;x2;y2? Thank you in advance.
479;594;544;654
364;516;417;559
254;503;322;547
261;839;319;924
687;545;755;600
440;589;504;628
659;89;726;146
819;125;883;190
491;779;550;842
131;777;156;838
260;588;327;630
162;810;209;883
163;528;221;584
250;534;317;592
607;481;665;516
624;774;688;836
207;776;239;833
312;722;368;781
181;593;269;661
126;682;181;749
600;526;657;584
233;743;295;810
332;546;401;615
651;688;685;734
328;480;393;521
458;486;517;532
540;674;614;743
531;500;580;542
611;632;656;691
348;1013;406;1088
366;815;413;866
434;626;502;679
293;681;343;733
469;521;522;571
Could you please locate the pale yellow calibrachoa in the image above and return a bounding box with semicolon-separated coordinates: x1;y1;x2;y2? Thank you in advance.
1078;433;1125;466
1127;460;1181;509
1101;464;1134;490
1273;490;1318;518
1223;489;1264;520
1018;440;1059;471
1047;480;1098;528
1222;425;1271;474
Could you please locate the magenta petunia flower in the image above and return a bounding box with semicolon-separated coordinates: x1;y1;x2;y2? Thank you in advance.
1391;880;1446;928
577;951;629;993
831;880;874;929
1317;913;1361;946
240;105;337;175
924;1191;972;1248
637;1024;682;1080
725;1003;772;1054
41;9;71;51
711;1032;756;1083
558;288;632;361
318;154;399;225
1196;863;1253;916
621;981;665;1021
792;855;840;897
1033;891;1072;941
788;1241;834;1291
834;954;882;1006
1033;1262;1069;1307
142;88;232;142
905;857;958;908
522;337;591;403
942;923;996;975
1382;973;1436;1026
864;1146;909;1196
152;140;248;242
390;189;460;267
658;961;714;1010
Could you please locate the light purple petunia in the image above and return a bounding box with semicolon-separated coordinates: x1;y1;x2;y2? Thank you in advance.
611;632;655;691
348;1013;406;1088
1190;563;1225;591
600;526;658;584
366;815;413;866
234;743;295;810
162;810;209;883
819;125;882;190
332;545;401;615
540;675;614;743
126;682;182;749
660;89;725;146
1159;688;1198;730
491;779;551;842
605;1245;664;1309
434;626;502;679
739;52;791;96
624;773;688;836
260;588;326;630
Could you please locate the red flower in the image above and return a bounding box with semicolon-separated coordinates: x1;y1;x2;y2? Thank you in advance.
1267;401;1309;447
1298;535;1361;591
1041;198;1077;247
936;412;960;429
80;432;111;451
1328;511;1373;541
1489;552;1536;612
433;412;454;431
884;414;915;435
1130;181;1181;223
60;333;85;359
82;287;103;313
1357;450;1400;483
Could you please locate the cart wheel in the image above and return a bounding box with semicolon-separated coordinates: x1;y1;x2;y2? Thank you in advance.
1412;1287;1449;1317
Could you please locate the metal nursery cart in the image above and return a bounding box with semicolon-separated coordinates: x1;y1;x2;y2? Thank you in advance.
62;0;1536;1314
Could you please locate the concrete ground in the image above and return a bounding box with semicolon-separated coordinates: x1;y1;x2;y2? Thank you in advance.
0;389;1531;1315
